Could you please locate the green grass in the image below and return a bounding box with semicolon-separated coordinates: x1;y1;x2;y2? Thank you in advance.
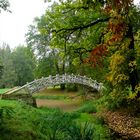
75;101;97;113
76;113;94;122
33;94;67;100
0;99;111;140
0;87;111;139
0;88;11;94
0;100;43;140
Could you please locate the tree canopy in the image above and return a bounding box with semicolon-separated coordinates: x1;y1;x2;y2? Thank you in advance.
25;0;140;107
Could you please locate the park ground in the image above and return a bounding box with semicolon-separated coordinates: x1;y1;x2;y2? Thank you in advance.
0;87;111;140
1;87;140;139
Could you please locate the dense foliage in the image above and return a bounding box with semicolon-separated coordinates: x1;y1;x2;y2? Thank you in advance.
0;44;35;87
25;0;140;108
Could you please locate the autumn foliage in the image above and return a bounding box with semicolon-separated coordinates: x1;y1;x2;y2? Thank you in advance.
84;44;108;67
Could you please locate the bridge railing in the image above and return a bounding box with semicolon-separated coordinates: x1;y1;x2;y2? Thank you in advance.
4;74;104;95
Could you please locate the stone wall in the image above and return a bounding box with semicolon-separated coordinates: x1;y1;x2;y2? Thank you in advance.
2;93;37;107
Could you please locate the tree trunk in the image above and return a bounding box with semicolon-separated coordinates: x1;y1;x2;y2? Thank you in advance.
127;25;139;93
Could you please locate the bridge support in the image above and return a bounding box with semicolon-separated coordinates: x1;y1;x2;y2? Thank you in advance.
2;93;37;107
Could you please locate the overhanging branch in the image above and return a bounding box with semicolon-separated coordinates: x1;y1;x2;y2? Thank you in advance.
54;17;110;33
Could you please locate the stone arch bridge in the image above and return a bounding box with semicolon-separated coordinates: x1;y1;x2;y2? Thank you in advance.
2;74;104;106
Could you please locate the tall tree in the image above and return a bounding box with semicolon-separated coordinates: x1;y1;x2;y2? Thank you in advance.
12;46;35;86
0;43;17;88
0;0;10;80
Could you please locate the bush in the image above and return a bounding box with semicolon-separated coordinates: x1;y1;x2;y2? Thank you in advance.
76;102;97;113
66;84;78;92
95;117;105;125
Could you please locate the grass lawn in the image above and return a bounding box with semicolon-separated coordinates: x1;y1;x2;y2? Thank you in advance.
0;88;11;94
0;87;111;140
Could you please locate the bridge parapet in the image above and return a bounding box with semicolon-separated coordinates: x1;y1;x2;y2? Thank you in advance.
3;74;104;95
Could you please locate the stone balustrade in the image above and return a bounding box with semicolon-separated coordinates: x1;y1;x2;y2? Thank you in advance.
4;74;104;95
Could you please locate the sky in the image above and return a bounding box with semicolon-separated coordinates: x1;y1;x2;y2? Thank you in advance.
0;0;139;48
0;0;49;48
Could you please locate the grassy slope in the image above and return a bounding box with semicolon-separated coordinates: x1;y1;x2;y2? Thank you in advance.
0;100;45;140
0;88;110;140
0;100;110;140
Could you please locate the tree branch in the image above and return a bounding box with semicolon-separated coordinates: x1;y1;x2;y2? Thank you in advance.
54;17;110;33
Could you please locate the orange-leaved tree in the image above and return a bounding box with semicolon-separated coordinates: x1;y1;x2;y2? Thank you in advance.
81;0;140;107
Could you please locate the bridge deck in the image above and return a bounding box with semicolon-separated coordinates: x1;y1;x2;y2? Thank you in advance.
3;74;104;95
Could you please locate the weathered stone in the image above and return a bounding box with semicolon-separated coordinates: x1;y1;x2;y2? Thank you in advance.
1;74;104;107
2;93;37;107
5;74;104;95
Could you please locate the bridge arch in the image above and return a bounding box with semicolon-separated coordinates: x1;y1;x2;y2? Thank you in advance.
5;74;104;95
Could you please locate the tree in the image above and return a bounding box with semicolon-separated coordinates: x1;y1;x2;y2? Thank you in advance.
0;0;10;80
35;52;57;78
26;13;69;76
12;46;35;86
26;1;107;76
0;65;3;79
0;43;17;88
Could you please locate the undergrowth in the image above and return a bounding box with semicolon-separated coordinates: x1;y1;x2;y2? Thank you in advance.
76;101;97;113
0;100;110;140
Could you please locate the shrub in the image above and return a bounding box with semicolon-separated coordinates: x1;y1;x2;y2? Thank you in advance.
76;102;97;113
66;84;78;92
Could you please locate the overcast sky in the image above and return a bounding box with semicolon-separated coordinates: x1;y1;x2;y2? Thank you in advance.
0;0;49;48
0;0;139;48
